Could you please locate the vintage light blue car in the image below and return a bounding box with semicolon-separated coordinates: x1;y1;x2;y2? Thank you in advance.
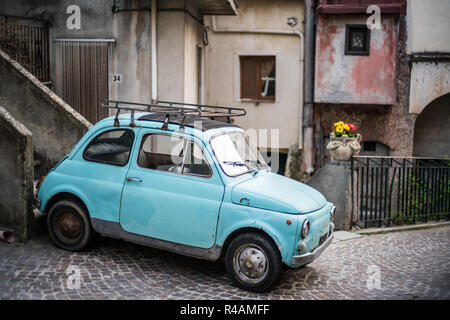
36;100;335;292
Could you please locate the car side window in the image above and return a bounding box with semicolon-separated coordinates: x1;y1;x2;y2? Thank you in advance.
83;129;135;166
137;133;212;177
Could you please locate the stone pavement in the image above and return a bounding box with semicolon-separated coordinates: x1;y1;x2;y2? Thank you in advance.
0;226;449;300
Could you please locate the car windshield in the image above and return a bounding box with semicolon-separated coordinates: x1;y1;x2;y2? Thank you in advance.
210;132;268;176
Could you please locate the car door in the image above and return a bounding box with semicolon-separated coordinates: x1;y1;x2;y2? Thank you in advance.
119;129;225;249
71;127;137;222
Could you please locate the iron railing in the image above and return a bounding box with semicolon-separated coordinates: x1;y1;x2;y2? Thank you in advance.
0;15;50;83
352;156;450;228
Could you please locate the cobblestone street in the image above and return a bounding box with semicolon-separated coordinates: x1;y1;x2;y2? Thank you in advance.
0;226;449;300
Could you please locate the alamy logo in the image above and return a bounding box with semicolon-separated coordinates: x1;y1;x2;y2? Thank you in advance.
66;5;81;30
366;5;381;30
366;265;381;290
65;265;82;289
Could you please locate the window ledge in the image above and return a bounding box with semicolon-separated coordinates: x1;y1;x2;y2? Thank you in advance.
239;98;276;103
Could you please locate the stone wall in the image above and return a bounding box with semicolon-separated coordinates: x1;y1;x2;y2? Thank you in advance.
409;62;450;115
0;49;91;176
0;106;34;241
306;161;357;230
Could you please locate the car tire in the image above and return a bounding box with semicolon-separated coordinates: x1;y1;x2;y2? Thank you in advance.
47;199;94;251
225;232;282;292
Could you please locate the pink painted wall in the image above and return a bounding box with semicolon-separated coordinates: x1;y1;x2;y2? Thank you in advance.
314;14;397;105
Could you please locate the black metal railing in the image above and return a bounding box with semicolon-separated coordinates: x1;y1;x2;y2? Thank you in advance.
352;156;450;228
0;15;50;83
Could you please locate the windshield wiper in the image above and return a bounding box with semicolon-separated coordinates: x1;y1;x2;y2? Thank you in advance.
244;159;266;168
222;161;248;167
223;161;259;175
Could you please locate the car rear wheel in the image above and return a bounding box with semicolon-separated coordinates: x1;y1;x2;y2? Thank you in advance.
47;199;94;251
225;232;282;292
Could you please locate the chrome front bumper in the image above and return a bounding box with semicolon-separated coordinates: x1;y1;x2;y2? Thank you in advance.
291;231;334;266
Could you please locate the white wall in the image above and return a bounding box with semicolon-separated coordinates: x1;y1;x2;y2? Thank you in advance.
184;14;202;104
157;10;186;102
204;0;305;150
407;0;450;54
407;0;450;115
110;8;152;104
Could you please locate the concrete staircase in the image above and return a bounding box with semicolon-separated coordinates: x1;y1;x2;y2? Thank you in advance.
0;49;92;241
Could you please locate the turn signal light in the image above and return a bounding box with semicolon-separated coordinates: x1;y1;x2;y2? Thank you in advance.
36;176;46;193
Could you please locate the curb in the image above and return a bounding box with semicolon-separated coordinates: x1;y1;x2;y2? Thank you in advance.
353;221;450;235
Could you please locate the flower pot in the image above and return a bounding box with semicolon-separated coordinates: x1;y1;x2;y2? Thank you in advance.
326;132;362;161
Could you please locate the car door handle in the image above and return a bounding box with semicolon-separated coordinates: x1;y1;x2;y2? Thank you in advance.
126;177;142;183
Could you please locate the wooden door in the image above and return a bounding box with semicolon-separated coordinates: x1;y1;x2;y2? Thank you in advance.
55;41;108;124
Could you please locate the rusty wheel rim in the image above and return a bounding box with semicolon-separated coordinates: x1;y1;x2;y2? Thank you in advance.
233;243;269;285
56;211;83;240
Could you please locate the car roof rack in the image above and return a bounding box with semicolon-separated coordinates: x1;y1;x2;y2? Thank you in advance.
101;100;246;129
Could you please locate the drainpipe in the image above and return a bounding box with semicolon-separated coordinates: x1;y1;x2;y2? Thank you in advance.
303;0;316;175
151;0;157;103
210;15;305;150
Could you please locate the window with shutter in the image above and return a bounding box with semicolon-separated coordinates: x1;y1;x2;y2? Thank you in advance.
240;56;275;101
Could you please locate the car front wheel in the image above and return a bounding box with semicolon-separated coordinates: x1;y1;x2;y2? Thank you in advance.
225;232;282;292
47;199;94;251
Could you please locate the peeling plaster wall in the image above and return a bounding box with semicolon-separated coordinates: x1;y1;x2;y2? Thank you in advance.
204;0;305;150
314;15;416;170
314;14;396;105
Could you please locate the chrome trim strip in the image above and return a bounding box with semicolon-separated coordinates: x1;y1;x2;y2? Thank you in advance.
291;232;334;266
331;205;336;221
91;218;222;261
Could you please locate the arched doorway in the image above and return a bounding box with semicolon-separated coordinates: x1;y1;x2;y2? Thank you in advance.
413;93;450;157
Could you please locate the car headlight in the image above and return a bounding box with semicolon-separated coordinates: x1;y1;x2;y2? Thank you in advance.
301;219;310;239
330;205;336;221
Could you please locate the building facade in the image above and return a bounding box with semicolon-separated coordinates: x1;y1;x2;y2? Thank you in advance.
406;0;450;157
204;0;306;175
313;0;450;170
0;0;237;123
1;0;448;178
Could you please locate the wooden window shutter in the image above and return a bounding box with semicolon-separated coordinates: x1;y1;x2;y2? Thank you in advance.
240;57;258;99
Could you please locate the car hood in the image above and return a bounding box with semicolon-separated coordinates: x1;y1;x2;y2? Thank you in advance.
231;172;327;214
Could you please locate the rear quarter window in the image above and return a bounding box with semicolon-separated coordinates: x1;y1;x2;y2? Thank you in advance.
83;129;135;166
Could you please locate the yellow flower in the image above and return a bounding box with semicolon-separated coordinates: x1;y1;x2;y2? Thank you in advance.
334;121;344;127
336;125;344;133
343;124;350;131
